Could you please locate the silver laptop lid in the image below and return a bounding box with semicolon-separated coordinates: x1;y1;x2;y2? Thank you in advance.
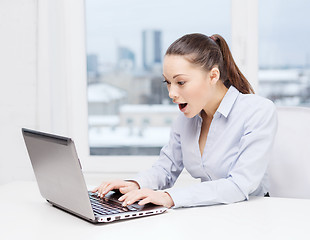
22;128;95;221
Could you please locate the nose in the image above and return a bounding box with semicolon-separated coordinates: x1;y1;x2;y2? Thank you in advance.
168;84;178;100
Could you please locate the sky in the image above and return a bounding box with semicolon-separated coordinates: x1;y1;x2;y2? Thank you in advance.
85;0;310;69
85;0;230;69
258;0;310;68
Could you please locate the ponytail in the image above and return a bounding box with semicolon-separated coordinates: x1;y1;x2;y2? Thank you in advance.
210;34;254;94
166;33;254;94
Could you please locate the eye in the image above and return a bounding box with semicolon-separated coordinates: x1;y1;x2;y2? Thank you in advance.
163;79;171;85
178;81;185;86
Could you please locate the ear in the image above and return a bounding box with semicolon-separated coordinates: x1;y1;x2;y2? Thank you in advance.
209;67;220;85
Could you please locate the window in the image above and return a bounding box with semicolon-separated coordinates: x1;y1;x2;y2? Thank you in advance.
85;0;231;156
258;0;310;106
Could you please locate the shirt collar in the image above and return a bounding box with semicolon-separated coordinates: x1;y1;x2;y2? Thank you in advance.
216;85;240;118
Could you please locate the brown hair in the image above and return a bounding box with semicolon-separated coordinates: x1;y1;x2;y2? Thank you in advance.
165;33;254;94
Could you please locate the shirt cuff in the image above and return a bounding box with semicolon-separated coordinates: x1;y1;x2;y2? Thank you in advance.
126;176;151;189
164;188;184;208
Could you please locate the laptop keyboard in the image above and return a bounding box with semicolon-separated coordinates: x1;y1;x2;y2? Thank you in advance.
89;192;134;216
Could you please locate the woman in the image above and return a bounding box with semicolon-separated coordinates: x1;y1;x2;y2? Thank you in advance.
92;33;277;208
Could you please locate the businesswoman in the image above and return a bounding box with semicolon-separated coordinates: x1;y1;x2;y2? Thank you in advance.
93;33;277;208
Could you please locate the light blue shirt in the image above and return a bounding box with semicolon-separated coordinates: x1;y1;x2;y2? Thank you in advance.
133;86;278;208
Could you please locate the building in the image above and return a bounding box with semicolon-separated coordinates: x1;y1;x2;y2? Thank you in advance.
87;82;127;116
119;104;179;128
87;54;99;80
118;46;135;71
258;69;310;105
142;30;162;72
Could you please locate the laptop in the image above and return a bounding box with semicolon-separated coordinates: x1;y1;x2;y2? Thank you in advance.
22;128;167;223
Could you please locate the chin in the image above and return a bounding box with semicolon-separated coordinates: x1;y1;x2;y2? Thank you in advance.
183;112;197;119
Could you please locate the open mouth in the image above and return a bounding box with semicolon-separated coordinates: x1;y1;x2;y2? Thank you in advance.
179;103;188;111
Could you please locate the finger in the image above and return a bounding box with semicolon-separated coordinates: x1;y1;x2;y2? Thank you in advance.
97;180;138;198
100;183;112;194
138;197;151;206
101;182;122;195
118;192;135;206
121;191;145;206
119;181;139;194
98;183;111;197
92;182;108;195
91;186;99;193
99;182;124;198
118;192;129;202
104;180;133;194
119;186;135;194
119;187;126;194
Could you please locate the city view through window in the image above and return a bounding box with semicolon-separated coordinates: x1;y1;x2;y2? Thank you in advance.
258;0;310;106
85;0;310;156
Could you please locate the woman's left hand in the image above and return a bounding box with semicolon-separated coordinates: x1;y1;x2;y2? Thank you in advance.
118;188;175;208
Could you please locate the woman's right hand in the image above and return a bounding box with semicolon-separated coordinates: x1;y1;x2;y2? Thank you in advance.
91;180;140;198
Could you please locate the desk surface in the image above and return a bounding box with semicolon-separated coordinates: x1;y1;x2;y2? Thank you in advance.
1;181;310;240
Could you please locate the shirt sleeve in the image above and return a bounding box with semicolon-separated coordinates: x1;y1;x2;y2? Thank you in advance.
131;119;184;190
166;101;278;208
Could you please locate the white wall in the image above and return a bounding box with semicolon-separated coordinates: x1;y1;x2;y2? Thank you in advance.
0;0;38;184
0;0;90;185
0;0;136;186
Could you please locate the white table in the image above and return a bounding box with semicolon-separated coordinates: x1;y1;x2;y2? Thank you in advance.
0;181;309;240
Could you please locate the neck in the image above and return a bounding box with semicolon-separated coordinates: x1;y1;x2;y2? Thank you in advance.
202;82;228;118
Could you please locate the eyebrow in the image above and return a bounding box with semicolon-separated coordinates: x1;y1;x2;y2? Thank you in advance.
173;74;188;79
162;74;188;79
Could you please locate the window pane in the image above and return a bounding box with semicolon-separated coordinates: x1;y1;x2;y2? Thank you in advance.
85;0;231;155
259;0;310;106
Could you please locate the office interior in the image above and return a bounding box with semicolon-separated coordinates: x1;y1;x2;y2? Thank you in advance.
1;0;310;190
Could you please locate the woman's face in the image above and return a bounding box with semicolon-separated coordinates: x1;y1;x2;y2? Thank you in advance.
163;55;216;118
